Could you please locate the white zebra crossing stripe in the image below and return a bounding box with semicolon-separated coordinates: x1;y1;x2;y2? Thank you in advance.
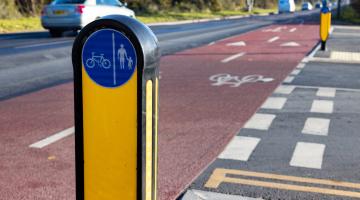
302;118;330;136
311;100;334;114
274;85;295;94
283;76;295;83
244;113;276;131
261;97;287;110
290;142;325;169
218;136;260;161
317;88;336;97
291;69;301;75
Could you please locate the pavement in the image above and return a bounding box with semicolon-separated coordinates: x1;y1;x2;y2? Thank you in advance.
180;25;360;200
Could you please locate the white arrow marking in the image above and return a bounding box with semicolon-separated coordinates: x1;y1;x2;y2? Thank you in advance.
280;42;300;47
268;36;280;43
227;41;246;46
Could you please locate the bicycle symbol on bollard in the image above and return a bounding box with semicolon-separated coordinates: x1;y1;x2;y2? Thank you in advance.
86;52;112;69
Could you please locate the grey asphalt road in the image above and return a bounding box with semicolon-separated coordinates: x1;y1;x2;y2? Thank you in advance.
181;26;360;200
0;10;318;101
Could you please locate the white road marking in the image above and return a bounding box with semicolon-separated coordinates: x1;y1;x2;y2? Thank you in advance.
288;84;360;93
227;41;246;46
244;113;276;131
15;40;71;49
221;52;246;63
290;142;325;169
317;88;336;97
208;41;216;46
289;28;297;32
283;76;295;83
297;63;305;69
311;100;334;114
218;136;260;161
302;118;330;136
29;127;74;149
280;42;300;47
267;36;280;43
274;85;295;94
330;51;360;62
291;69;301;76
261;97;287;110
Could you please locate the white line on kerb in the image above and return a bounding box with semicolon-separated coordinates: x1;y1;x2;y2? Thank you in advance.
29;127;74;149
267;36;280;43
218;136;260;161
244;113;276;131
221;52;246;63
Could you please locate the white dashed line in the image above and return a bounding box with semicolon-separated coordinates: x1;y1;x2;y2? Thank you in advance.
244;113;276;131
290;142;325;169
280;42;300;47
29;127;74;148
274;85;295;94
218;136;260;161
221;52;246;63
227;41;246;46
291;69;301;75
283;76;295;83
289;28;297;32
267;36;280;43
311;100;334;114
317;88;336;97
261;97;287;110
302;118;330;136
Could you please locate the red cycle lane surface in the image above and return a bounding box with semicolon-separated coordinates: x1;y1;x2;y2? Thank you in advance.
0;23;318;200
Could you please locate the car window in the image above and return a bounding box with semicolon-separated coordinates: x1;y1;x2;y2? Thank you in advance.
97;0;120;6
54;0;86;4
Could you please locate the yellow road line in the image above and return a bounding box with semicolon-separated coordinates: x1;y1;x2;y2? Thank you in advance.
205;168;360;198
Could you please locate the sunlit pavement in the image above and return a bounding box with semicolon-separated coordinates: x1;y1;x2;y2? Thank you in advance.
181;25;360;200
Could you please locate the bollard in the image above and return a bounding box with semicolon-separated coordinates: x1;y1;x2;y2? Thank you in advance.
320;0;331;51
72;15;160;200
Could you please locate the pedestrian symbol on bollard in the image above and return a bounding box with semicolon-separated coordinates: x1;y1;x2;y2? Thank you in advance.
82;29;137;87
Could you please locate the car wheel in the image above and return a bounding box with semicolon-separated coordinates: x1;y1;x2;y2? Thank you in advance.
49;29;63;38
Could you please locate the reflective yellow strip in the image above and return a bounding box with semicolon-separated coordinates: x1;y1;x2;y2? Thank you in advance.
205;168;360;198
153;78;159;200
82;66;137;200
146;80;153;200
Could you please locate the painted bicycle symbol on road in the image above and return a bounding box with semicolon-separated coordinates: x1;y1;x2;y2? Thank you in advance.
86;52;112;69
209;73;274;87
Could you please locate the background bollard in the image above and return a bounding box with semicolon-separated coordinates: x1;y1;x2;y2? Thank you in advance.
320;0;331;51
72;15;160;200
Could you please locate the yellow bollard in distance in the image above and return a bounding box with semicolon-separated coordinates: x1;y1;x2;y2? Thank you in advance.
320;9;331;50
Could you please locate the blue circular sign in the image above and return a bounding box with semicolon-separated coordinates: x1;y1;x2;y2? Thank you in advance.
82;29;137;88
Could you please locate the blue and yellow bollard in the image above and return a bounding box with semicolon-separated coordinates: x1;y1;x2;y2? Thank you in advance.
320;0;331;50
72;15;160;200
